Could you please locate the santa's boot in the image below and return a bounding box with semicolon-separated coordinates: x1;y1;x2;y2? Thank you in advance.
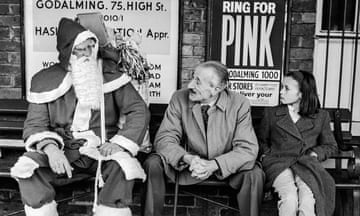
95;205;132;216
24;200;58;216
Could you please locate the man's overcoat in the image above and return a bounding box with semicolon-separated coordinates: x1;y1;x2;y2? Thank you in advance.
154;88;259;185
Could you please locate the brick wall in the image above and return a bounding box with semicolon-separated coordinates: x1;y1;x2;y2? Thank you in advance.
181;0;207;88
288;0;317;72
0;0;22;99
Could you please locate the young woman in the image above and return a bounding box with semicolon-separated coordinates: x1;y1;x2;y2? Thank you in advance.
258;70;338;216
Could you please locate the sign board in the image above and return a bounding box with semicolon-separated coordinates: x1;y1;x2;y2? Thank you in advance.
208;0;288;106
24;0;179;104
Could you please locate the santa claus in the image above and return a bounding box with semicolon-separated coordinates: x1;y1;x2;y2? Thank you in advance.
11;18;150;216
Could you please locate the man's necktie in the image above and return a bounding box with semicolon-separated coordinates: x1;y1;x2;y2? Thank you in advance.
201;105;210;132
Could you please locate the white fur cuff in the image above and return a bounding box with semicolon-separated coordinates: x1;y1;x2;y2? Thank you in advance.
95;205;131;216
25;131;64;152
11;156;40;179
104;74;131;93
25;200;58;216
110;135;139;156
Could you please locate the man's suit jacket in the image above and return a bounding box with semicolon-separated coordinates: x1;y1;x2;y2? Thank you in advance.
154;88;258;185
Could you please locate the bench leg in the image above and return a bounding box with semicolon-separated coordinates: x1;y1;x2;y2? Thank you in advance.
354;189;360;216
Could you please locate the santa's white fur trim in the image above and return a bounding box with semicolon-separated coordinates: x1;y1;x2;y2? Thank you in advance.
11;156;39;179
109;135;139;156
73;30;99;54
70;103;92;132
73;130;101;148
95;205;131;216
25;131;64;152
79;147;146;181
27;73;72;104
104;74;131;93
25;200;58;216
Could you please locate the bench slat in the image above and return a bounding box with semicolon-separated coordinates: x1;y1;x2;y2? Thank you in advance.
0;139;24;148
0;99;28;114
0;121;24;131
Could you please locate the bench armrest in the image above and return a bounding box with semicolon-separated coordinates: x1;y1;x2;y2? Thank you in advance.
347;146;360;178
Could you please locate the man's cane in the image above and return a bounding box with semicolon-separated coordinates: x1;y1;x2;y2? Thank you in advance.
173;172;179;216
93;59;106;213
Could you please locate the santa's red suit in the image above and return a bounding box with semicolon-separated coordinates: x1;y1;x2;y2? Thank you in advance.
11;18;150;216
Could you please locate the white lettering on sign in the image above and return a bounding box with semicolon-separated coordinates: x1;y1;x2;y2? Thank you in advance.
254;2;276;14
222;1;276;14
221;15;275;67
223;1;251;13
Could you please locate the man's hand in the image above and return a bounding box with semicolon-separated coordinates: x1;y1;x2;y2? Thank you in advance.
43;144;73;178
309;151;318;159
182;154;200;165
99;142;125;157
190;159;219;180
182;154;219;180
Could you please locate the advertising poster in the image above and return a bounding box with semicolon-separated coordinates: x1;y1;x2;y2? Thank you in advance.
24;0;179;104
208;0;287;106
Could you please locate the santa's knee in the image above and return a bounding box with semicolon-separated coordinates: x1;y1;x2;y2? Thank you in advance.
102;160;125;177
19;179;56;209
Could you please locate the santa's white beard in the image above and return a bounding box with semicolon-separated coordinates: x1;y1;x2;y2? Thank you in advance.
69;55;102;110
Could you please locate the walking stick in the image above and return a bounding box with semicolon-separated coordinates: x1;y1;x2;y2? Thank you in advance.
93;59;106;213
173;171;179;216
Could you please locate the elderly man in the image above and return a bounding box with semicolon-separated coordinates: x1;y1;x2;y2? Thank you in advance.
143;61;264;216
11;18;150;216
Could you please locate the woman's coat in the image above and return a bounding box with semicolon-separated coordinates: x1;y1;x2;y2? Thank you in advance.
257;105;338;216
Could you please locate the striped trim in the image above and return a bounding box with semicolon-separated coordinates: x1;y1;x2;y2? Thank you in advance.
70;103;92;132
25;131;64;152
110;135;139;156
73;130;101;148
104;74;131;93
27;73;72;104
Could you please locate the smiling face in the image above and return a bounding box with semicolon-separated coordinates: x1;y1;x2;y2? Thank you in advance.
280;76;302;105
187;65;224;104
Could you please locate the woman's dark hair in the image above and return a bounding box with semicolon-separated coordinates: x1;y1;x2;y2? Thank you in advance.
285;70;320;116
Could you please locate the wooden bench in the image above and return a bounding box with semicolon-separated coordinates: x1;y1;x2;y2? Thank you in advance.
171;107;360;216
0;101;360;215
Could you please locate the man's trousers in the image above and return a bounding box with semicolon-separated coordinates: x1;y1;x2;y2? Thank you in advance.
142;154;265;216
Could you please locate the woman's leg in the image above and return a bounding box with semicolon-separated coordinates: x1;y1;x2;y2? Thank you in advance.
273;168;298;216
295;175;316;216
